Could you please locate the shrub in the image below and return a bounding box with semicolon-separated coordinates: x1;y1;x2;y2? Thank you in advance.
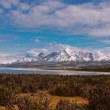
56;99;86;110
0;86;15;110
35;91;50;110
55;99;71;110
87;86;110;110
16;96;37;110
16;91;50;110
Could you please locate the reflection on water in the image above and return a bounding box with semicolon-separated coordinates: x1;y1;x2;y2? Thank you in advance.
0;67;110;75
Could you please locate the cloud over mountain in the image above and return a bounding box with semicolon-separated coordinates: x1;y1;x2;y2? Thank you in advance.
0;43;110;64
17;43;110;63
0;52;23;64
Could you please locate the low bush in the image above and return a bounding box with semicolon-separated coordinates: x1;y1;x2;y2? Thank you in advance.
56;99;86;110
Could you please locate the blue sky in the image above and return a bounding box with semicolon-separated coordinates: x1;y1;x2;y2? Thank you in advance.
0;0;110;63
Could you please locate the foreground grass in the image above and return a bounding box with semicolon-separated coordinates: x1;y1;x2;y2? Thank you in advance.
0;74;109;110
0;106;5;110
0;91;88;110
50;95;87;109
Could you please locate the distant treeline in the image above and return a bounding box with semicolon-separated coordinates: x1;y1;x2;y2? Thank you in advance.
68;65;110;72
0;73;110;110
80;66;110;72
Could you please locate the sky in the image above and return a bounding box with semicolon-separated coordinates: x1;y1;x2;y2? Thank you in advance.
0;0;110;63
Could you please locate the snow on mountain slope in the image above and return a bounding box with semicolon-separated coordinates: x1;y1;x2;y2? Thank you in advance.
17;48;48;63
17;52;47;63
17;47;110;63
44;48;93;62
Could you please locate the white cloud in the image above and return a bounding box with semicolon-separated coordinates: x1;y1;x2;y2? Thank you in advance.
34;39;40;43
7;0;19;5
98;47;110;54
0;0;19;9
27;43;80;57
27;48;49;57
0;52;23;64
1;0;110;37
89;24;110;37
19;3;30;11
101;40;110;44
0;0;11;9
45;42;80;52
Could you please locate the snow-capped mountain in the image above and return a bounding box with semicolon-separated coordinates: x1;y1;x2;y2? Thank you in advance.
16;48;110;63
18;53;45;63
44;48;93;62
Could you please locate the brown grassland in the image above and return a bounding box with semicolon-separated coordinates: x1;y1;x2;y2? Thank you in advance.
0;73;110;110
0;91;88;110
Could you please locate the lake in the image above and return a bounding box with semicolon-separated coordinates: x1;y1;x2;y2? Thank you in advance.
0;67;110;75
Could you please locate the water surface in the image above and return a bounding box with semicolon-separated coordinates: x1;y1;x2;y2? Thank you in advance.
0;67;110;75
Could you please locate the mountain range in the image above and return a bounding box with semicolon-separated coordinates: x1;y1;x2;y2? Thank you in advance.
16;48;110;63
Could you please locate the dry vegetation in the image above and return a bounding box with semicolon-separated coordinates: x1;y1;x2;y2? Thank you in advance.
0;73;110;110
0;91;87;110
